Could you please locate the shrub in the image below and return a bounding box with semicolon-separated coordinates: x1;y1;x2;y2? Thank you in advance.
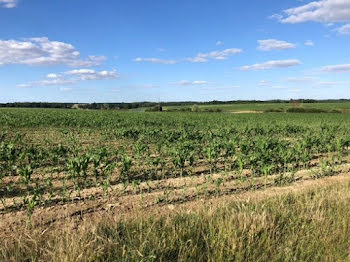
264;108;285;113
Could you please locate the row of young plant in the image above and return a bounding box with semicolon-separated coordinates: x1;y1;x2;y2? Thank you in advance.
1;122;349;219
2;126;349;177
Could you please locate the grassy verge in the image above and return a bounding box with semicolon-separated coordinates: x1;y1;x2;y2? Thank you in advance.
2;181;350;261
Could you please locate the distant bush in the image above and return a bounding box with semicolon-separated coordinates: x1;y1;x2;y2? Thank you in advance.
287;108;326;113
203;108;223;113
166;107;192;112
166;107;223;113
330;109;342;113
286;107;342;113
264;108;285;113
145;105;163;112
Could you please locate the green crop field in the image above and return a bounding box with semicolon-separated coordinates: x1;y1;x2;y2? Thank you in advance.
2;108;350;261
163;101;350;112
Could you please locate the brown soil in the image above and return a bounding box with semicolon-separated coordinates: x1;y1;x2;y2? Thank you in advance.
230;111;263;114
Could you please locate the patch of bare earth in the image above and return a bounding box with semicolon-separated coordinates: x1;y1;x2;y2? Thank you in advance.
230;110;263;114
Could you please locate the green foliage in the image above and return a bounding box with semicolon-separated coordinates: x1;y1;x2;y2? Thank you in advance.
1;108;350;217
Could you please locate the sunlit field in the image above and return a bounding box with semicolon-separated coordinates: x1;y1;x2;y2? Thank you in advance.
1;108;350;260
163;102;350;112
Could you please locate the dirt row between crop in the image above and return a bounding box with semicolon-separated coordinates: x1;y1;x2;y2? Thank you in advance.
1;155;346;214
1;162;350;239
1;151;340;201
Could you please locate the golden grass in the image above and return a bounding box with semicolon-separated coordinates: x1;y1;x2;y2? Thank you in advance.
2;175;350;261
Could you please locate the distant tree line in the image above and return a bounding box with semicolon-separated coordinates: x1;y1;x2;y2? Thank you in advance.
1;99;350;110
0;102;74;109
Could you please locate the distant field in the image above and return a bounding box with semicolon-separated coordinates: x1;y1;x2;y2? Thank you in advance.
163;102;350;112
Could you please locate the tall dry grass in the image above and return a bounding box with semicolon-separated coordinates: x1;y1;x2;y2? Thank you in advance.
2;181;350;261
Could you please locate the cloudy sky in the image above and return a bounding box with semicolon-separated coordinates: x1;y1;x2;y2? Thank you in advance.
1;0;350;102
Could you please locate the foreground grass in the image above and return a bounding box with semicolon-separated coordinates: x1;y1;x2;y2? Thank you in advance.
2;181;350;261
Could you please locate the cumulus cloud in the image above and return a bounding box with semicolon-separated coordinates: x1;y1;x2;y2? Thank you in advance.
305;40;315;46
258;39;296;51
274;0;350;24
170;80;208;86
0;0;17;8
65;69;119;80
336;23;350;34
216;41;223;46
133;57;178;64
186;48;242;63
133;48;242;64
0;37;106;67
241;59;301;70
321;63;350;72
47;73;59;78
17;69;118;88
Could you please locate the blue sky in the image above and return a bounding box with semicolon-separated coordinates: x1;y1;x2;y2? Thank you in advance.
1;0;350;102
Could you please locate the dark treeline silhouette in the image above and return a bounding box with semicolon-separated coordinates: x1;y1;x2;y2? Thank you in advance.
1;99;350;110
0;102;74;109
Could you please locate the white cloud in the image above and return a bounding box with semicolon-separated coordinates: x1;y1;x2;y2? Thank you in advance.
65;69;119;80
321;63;350;72
336;23;350;34
259;77;316;88
16;84;33;88
305;40;315;46
269;14;283;21
0;37;106;67
241;59;302;70
133;48;242;64
0;0;17;8
275;0;350;24
18;69;118;88
47;73;59;78
258;39;296;51
186;48;242;63
133;57;178;64
285;77;317;82
17;78;76;88
216;41;223;46
170;80;208;86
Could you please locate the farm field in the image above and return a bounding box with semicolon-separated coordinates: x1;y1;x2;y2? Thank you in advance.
163;101;350;112
2;108;350;260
